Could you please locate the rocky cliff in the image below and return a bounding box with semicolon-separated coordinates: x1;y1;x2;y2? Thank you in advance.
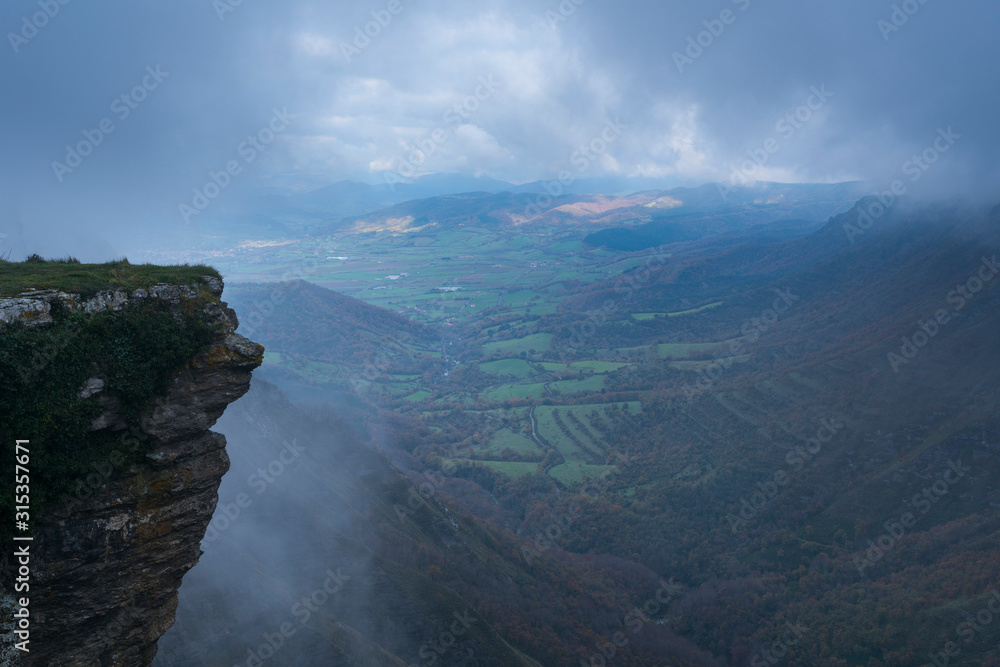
0;277;263;666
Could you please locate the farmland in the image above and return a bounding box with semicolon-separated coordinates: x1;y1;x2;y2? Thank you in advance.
179;217;733;486
182;220;670;326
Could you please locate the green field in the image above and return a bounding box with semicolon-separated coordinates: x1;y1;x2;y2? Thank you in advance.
481;383;548;401
452;402;644;483
482;333;553;356
190;214;683;329
538;362;568;372
548;463;615;485
484;428;544;456
535;406;604;465
550;375;605;394
479;359;538;378
184;221;687;490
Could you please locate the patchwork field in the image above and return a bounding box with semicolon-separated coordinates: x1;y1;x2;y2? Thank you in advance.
197;219;728;486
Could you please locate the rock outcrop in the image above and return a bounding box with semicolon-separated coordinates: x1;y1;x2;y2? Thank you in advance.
1;279;263;666
0;283;207;329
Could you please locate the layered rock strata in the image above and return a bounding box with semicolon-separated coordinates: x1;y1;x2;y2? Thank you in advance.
1;278;262;666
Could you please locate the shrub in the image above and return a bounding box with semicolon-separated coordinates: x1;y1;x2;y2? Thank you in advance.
0;297;219;541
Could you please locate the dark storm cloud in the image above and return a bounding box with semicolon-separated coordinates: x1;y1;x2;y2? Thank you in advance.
0;0;996;257
570;0;999;193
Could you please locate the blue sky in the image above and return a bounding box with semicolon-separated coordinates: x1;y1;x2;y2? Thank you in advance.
1;0;997;257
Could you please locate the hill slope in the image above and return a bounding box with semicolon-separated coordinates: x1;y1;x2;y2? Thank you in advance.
156;380;716;666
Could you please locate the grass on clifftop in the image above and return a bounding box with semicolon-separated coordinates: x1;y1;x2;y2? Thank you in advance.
0;257;221;299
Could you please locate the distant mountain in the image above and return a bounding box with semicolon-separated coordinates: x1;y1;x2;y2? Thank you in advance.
583;181;867;250
335;191;543;232
330;181;866;239
146;176;867;250
294;174;522;220
296;173;692;211
507;175;685;196
293;173;700;222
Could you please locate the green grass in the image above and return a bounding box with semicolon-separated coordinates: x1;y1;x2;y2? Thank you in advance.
481;333;553;355
549;463;614;485
404;390;432;402
539;362;569;372
553;405;609;444
550;375;605;394
548;406;604;459
481;383;548;401
479;359;538;379
387;383;420;397
0;259;221;299
534;407;594;464
233;231;610;327
484;428;543;455
547;240;583;252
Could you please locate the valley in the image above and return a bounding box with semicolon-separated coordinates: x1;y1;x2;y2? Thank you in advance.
8;3;995;664
149;185;1000;665
210;186;841;491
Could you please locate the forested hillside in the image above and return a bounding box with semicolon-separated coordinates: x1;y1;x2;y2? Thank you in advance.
223;198;1000;665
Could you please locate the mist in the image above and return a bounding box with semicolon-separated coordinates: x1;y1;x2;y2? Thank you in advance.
1;0;997;260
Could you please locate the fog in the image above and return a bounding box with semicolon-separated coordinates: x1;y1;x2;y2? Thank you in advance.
0;0;997;259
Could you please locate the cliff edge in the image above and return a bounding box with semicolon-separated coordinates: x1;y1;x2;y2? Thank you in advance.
0;270;263;666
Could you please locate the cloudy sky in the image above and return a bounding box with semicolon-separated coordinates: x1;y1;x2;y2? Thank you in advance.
0;0;997;257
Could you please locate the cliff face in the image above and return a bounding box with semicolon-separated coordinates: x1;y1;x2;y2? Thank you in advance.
1;279;262;666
